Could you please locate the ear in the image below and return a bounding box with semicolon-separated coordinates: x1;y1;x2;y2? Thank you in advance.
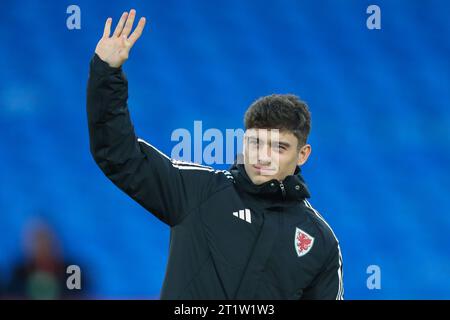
297;144;312;166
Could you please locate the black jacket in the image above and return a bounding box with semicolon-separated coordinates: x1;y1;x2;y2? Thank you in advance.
87;54;344;300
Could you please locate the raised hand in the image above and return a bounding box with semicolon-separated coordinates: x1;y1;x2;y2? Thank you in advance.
95;9;146;68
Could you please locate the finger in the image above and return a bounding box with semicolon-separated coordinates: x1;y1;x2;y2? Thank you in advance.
128;17;146;46
113;12;128;37
122;35;131;49
121;9;136;37
102;17;112;38
120;35;131;58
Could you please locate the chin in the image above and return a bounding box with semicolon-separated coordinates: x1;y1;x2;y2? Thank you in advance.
250;174;274;185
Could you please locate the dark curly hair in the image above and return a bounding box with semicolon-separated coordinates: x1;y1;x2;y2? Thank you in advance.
244;94;311;147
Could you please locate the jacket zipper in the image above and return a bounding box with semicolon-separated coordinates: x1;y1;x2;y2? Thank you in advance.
279;182;286;199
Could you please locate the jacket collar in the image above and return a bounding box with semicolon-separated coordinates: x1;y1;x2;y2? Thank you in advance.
229;160;311;204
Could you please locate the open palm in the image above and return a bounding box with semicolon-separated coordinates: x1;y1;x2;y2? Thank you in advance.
95;9;146;68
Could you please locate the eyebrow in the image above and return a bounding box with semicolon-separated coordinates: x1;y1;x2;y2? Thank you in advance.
247;134;291;148
247;136;291;148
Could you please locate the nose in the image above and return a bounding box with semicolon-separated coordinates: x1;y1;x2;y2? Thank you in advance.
257;143;272;165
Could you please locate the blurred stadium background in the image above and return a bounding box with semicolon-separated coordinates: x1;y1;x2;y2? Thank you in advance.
0;0;449;299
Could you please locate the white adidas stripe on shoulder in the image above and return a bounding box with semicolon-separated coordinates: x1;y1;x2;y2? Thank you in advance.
137;138;170;159
214;170;234;180
303;200;339;245
137;138;214;172
172;159;212;169
137;138;236;180
303;199;344;300
172;165;214;172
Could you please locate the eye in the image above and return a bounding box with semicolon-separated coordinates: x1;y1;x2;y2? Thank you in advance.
273;144;286;152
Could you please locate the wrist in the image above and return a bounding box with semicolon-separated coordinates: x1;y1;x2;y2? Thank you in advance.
90;53;122;76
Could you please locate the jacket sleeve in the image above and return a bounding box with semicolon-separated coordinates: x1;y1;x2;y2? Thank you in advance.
87;53;217;226
301;243;344;300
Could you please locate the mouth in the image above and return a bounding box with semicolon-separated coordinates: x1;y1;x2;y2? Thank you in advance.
252;165;276;174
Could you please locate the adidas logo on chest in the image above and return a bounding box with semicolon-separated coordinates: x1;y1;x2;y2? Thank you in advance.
232;208;252;223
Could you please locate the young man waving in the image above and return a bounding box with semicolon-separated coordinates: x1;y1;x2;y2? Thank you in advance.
87;9;343;300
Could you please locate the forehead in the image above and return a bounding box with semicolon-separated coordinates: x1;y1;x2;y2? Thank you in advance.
245;128;297;143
